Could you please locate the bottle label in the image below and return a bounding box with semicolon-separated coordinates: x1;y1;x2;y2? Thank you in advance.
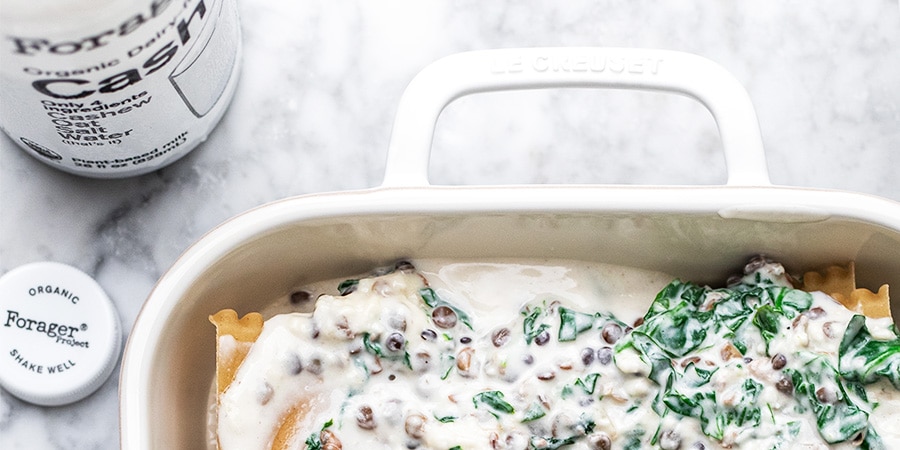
0;0;240;177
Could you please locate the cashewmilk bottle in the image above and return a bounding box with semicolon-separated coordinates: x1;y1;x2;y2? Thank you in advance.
0;0;241;178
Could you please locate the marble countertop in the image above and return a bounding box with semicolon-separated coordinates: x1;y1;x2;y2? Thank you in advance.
2;1;900;448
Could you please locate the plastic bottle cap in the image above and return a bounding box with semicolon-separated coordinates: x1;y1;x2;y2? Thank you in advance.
0;262;122;406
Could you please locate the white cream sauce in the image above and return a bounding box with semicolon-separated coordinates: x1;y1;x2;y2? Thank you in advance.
213;259;900;450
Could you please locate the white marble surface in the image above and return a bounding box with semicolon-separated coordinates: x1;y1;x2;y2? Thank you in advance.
2;0;900;448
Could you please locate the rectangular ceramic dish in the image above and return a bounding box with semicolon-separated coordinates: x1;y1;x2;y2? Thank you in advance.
119;48;900;449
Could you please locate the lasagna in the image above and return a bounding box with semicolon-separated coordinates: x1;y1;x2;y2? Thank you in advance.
210;257;899;449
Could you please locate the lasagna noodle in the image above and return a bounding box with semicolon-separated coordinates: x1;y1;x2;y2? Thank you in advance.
801;262;892;319
272;401;315;450
209;309;264;396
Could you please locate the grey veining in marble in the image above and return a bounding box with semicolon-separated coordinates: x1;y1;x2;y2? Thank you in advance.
2;1;900;448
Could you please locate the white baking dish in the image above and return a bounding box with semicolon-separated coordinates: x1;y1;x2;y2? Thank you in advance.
118;48;900;449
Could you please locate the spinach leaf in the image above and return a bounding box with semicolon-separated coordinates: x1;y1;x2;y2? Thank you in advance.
636;284;713;358
574;373;600;395
305;433;321;450
747;288;812;354
775;287;813;314
337;279;358;295
558;307;596;342
722;379;762;429
420;287;473;330
440;354;455;380
362;332;412;369
521;402;546;422
858;428;885;450
752;304;782;352
710;291;753;332
473;390;515;415
662;387;721;440
529;435;577;450
420;287;440;308
625;331;673;385
681;360;717;388
839;314;900;389
647;308;707;356
304;419;334;450
575;413;596;434
787;359;875;445
644;281;707;319
523;306;550;345
622;428;646;450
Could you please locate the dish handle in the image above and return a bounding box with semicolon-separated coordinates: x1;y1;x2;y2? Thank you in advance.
382;47;770;187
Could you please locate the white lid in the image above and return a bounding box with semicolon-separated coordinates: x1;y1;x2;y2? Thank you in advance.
0;262;122;406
